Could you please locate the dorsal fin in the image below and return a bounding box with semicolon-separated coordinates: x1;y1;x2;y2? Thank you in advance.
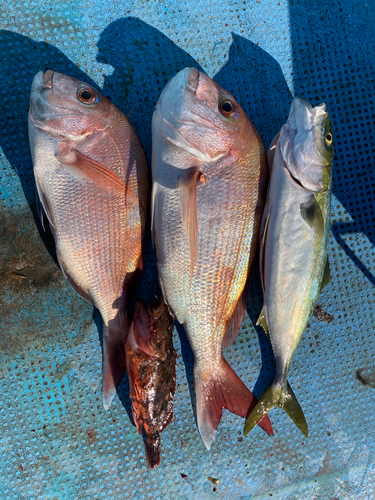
256;305;269;339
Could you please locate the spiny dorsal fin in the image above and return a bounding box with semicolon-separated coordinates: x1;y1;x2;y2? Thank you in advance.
179;169;202;274
320;256;331;291
300;195;324;237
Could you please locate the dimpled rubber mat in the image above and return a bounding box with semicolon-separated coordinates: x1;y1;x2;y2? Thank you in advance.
0;0;374;498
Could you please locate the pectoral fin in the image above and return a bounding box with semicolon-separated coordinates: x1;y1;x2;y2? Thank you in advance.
259;209;270;292
35;174;54;232
56;147;137;202
300;195;324;237
267;132;280;173
179;170;201;274
320;257;331;291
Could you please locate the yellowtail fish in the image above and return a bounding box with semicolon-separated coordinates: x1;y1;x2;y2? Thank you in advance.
244;97;334;438
28;70;148;409
126;298;176;469
151;67;272;449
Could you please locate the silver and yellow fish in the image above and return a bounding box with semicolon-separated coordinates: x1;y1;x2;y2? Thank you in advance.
151;67;272;449
244;97;334;437
28;71;148;410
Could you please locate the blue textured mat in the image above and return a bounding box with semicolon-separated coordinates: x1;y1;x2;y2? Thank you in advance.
0;1;374;498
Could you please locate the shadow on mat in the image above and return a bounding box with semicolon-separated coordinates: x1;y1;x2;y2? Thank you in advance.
288;0;375;284
0;30;100;265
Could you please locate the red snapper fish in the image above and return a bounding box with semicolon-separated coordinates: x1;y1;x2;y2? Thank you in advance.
151;67;272;449
126;298;176;469
28;70;148;409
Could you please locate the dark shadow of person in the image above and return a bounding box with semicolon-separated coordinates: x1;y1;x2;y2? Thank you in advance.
0;30;134;423
0;30;100;263
97;17;204;164
214;33;293;149
215;33;292;399
96;17;205;416
288;0;375;284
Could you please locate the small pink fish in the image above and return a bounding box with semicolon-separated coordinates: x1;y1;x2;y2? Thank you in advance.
28;70;148;409
151;68;272;449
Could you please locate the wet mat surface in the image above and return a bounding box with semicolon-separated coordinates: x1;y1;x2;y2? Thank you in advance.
0;0;375;498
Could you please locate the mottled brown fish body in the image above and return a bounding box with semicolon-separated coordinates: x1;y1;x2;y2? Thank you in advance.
28;71;148;409
126;299;177;469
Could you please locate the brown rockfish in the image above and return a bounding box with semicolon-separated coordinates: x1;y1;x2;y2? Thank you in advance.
28;70;148;409
151;67;272;449
125;298;176;469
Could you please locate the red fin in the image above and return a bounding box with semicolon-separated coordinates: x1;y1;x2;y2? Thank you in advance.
145;433;161;469
179;170;201;274
56;146;137;202
223;276;250;348
195;358;273;450
102;325;127;410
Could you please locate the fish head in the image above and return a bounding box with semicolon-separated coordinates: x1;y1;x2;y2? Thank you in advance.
154;67;255;166
29;70;112;140
279;97;334;191
131;299;174;359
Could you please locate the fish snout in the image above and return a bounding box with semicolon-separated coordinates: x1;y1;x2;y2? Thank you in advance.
186;67;199;90
42;70;54;89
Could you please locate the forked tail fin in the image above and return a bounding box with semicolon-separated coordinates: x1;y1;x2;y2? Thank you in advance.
102;324;127;410
195;358;273;450
243;381;308;438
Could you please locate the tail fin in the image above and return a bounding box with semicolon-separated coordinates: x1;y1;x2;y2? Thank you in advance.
244;381;308;438
195;358;273;450
145;432;161;469
102;325;127;410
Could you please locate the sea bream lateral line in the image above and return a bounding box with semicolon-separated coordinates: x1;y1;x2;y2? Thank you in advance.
151;67;272;450
244;97;334;437
28;70;148;410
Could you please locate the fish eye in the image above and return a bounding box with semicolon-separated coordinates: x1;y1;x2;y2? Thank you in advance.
219;100;236;118
325;132;333;146
78;87;97;104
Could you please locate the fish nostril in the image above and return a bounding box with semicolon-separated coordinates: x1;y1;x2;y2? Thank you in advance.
42;70;54;89
187;67;199;89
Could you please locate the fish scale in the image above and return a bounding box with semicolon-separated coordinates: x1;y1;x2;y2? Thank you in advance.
152;67;272;449
28;70;148;411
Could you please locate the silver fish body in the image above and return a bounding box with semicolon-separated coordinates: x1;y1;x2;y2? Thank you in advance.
28;70;148;409
244;97;334;437
152;67;272;449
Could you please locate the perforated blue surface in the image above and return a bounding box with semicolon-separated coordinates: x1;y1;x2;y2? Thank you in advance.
1;1;375;498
